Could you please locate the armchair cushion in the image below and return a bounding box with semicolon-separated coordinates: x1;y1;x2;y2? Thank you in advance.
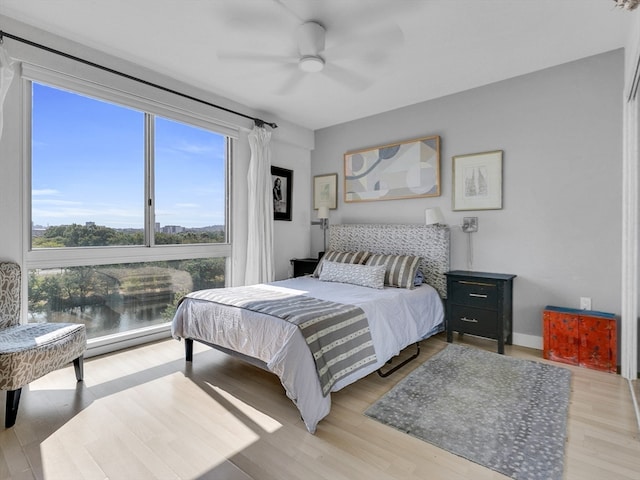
0;323;86;391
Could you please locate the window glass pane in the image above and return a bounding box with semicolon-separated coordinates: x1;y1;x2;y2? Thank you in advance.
28;259;225;339
154;117;227;245
31;83;145;248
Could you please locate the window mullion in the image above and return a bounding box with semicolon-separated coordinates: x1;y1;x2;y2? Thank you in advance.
145;113;155;247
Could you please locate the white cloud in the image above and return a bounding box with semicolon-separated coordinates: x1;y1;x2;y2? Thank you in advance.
32;189;61;196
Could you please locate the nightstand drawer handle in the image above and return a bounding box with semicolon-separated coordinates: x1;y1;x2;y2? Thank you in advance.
459;280;495;287
468;293;488;298
460;317;479;323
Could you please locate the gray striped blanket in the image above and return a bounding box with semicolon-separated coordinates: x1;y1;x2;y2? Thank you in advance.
186;286;377;396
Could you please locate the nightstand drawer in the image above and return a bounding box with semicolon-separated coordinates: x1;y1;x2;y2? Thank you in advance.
449;280;499;309
450;305;498;339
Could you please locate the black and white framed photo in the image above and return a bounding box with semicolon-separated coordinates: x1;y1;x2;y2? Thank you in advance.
271;166;293;221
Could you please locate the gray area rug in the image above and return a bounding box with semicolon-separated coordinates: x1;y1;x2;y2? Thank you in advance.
365;344;571;480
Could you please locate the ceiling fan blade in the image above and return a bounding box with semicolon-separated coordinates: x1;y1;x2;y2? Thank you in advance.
271;0;306;24
275;68;308;95
323;24;404;63
322;64;372;92
217;51;298;64
328;1;426;32
215;0;298;34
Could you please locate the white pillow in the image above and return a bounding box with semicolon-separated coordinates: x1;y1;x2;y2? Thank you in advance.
318;261;386;289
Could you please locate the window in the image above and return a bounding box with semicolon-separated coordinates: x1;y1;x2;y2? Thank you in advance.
26;79;232;343
31;84;145;247
31;84;228;248
154;116;227;245
28;259;225;338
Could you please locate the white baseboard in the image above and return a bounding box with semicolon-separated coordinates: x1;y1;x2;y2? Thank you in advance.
512;333;543;351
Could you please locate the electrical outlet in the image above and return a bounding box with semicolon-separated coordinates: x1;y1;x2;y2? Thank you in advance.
580;297;592;310
462;217;478;233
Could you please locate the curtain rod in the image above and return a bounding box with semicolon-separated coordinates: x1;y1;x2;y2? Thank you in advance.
0;30;278;129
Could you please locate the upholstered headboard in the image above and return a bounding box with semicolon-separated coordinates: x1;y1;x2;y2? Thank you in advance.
328;224;450;298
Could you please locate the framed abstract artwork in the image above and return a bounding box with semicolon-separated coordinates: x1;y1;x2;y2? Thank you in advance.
271;166;293;221
344;135;440;203
452;150;503;211
313;173;338;209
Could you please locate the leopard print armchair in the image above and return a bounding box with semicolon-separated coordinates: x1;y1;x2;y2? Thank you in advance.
0;261;87;428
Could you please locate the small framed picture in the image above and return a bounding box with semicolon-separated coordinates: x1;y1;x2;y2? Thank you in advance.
271;166;293;221
313;173;338;210
452;150;503;211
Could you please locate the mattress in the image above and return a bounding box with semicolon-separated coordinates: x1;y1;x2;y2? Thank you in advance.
171;275;444;433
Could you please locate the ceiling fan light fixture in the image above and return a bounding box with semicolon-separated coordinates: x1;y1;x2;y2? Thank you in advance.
298;55;325;73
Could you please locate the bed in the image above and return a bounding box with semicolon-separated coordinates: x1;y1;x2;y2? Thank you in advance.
171;223;450;433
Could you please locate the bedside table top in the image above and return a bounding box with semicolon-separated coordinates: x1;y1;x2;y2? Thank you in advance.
446;270;517;281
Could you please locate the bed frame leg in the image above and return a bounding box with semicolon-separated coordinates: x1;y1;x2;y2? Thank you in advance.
377;342;420;378
185;338;193;362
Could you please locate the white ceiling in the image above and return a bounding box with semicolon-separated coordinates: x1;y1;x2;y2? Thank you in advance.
0;0;635;131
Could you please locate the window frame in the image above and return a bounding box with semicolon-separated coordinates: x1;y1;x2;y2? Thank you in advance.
22;64;235;352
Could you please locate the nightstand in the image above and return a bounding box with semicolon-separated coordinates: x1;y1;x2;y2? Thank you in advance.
445;270;516;354
290;258;320;277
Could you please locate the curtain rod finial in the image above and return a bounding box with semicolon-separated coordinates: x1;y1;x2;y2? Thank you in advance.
254;119;278;129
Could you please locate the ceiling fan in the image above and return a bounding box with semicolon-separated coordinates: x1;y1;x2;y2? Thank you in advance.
216;2;406;94
296;21;327;73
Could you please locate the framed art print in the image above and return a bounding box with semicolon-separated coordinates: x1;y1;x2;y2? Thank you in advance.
452;150;503;211
344;135;440;202
313;173;338;209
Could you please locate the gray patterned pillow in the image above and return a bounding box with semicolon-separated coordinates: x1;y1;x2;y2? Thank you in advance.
312;250;370;277
318;261;386;289
365;254;422;289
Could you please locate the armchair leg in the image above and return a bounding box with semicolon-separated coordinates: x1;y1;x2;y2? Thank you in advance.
5;388;22;428
73;355;84;382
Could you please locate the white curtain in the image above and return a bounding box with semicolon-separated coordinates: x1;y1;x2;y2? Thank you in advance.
0;45;16;141
245;125;275;285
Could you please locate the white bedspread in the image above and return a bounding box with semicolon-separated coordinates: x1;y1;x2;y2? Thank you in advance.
171;276;444;433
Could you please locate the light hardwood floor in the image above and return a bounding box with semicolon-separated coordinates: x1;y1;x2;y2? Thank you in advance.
1;333;639;480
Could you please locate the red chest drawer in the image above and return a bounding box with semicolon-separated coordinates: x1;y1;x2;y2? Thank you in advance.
543;306;616;373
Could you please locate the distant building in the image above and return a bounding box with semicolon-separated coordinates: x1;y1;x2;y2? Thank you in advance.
162;225;185;234
31;223;47;237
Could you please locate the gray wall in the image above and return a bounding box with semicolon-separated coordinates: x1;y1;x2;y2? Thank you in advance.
311;50;624;348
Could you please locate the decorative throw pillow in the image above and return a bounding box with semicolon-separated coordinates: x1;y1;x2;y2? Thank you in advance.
414;268;424;287
312;250;370;277
365;254;422;289
319;261;386;289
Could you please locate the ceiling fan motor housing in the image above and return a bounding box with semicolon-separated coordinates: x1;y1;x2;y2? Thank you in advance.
297;21;325;72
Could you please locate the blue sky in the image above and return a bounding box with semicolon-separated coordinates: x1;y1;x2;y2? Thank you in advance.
31;83;226;229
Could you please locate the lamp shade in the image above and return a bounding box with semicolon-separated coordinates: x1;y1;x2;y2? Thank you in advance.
317;206;329;219
425;207;445;225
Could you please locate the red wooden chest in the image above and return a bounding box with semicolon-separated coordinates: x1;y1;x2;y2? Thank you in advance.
543;306;617;373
